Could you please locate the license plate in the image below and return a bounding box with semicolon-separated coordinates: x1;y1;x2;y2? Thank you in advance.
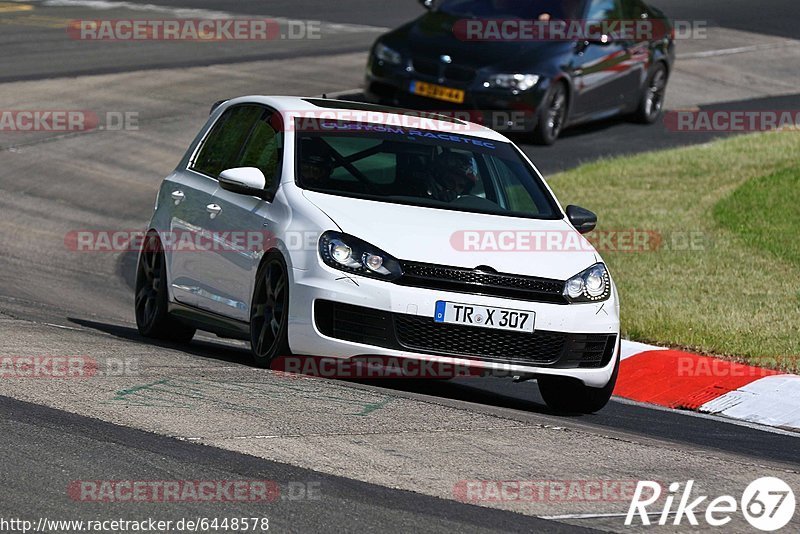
410;80;465;104
434;301;535;333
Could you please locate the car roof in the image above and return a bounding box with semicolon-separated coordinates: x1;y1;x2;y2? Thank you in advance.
218;95;511;143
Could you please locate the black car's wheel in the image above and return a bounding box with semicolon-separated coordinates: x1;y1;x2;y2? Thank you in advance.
538;354;619;414
135;231;196;342
633;63;668;124
532;81;568;146
250;252;291;368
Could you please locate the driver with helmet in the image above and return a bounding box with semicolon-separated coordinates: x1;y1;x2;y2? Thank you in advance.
429;152;478;202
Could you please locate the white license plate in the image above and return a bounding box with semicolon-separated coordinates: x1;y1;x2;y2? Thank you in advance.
433;301;535;333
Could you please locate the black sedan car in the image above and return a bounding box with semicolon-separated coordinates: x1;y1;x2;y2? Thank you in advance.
365;0;675;144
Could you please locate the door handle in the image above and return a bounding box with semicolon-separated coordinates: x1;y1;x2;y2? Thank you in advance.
171;190;185;205
206;203;222;219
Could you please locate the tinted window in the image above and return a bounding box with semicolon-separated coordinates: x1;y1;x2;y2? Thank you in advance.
294;120;559;220
233;113;283;188
492;158;537;213
192;105;263;178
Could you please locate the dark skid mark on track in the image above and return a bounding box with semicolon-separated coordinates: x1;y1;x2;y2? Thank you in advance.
0;394;593;533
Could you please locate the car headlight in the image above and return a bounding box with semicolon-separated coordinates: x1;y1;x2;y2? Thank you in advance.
374;42;403;66
485;73;540;91
564;263;611;303
319;231;403;281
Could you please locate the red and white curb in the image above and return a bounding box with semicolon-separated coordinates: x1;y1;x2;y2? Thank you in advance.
616;340;800;432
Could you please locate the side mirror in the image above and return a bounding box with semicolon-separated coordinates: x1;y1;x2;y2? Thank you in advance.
591;34;614;45
219;167;269;199
418;0;435;10
566;205;597;235
578;33;614;50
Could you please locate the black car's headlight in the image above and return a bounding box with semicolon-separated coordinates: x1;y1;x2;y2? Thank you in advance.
374;42;403;66
564;263;611;303
485;73;540;91
319;231;403;281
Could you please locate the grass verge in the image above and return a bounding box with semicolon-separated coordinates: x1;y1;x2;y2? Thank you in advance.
548;130;800;371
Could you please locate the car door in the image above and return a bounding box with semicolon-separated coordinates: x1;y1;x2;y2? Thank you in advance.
202;108;286;321
169;104;264;313
619;0;656;104
569;0;640;119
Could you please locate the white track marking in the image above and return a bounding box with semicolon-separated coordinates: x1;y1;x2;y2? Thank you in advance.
680;41;798;59
620;339;667;360
700;375;800;430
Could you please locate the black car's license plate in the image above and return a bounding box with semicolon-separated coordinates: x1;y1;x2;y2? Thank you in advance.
410;81;465;104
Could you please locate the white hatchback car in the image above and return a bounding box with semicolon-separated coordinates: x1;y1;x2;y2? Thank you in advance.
135;96;620;413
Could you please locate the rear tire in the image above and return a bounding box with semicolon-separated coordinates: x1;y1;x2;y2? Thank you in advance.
250;252;291;368
532;81;568;145
538;354;619;414
632;63;668;124
134;231;196;342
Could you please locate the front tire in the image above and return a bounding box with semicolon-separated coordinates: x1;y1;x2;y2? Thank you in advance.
134;231;196;342
250;252;291;368
532;81;568;145
633;63;668;124
538;354;619;414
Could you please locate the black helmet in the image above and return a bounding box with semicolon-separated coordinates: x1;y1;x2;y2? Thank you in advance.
434;152;478;196
299;138;334;183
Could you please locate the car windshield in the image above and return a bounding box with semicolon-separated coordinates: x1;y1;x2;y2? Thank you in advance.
437;0;587;19
294;119;560;219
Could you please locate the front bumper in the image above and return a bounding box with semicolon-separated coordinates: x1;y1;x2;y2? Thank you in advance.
287;261;621;388
364;59;550;133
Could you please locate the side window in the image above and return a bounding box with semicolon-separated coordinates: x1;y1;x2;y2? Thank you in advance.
233;113;284;189
587;0;619;20
192;105;263;178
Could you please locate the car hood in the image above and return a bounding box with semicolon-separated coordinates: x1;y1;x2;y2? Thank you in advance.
303;191;599;281
387;12;572;72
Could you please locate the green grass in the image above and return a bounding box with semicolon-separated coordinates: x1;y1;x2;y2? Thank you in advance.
714;168;800;268
548;131;800;371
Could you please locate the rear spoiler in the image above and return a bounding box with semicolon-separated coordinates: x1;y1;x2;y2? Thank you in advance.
210;99;228;115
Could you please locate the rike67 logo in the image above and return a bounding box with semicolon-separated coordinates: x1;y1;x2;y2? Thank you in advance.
626;477;795;531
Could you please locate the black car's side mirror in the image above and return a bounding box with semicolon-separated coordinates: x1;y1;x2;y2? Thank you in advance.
591;34;615;45
418;0;435;10
566;205;598;235
577;33;614;51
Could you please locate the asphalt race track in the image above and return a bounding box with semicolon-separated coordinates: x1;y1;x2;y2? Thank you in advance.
1;1;799;532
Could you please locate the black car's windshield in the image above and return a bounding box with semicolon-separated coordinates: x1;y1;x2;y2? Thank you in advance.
438;0;587;19
294;119;560;219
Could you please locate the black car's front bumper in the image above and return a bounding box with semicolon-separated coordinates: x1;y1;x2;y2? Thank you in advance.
364;57;550;133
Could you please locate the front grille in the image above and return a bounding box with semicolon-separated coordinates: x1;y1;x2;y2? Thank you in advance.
412;58;476;83
395;314;566;363
396;261;567;304
315;301;615;368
